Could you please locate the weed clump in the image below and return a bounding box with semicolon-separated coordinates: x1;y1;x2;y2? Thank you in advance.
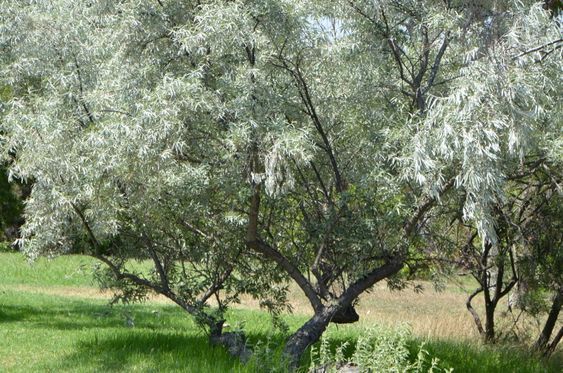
309;325;452;373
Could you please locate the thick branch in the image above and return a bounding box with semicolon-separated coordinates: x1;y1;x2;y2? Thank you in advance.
198;264;235;305
337;259;404;306
273;56;345;193
404;177;455;236
423;31;450;94
73;56;95;126
512;38;563;60
69;202;101;250
145;239;171;293
467;286;485;336
293;65;344;193
248;238;323;313
245;177;322;312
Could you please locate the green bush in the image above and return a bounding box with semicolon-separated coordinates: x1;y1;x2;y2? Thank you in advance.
243;338;290;373
309;325;452;373
0;241;13;252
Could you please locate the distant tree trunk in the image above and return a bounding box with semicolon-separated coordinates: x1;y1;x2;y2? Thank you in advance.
484;302;496;343
533;289;562;356
466;289;499;343
466;287;485;335
543;327;563;358
465;240;517;344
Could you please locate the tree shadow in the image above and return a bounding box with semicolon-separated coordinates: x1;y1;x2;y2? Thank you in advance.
0;306;28;322
0;301;189;331
55;330;277;372
0;300;283;371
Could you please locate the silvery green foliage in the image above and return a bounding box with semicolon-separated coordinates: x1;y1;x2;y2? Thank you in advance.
0;0;502;307
0;0;304;314
0;0;406;293
411;3;562;243
2;0;559;361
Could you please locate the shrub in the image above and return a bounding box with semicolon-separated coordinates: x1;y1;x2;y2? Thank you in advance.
309;325;452;373
0;241;13;252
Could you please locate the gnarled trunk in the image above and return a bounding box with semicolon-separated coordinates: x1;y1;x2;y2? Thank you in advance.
283;306;337;370
283;258;403;370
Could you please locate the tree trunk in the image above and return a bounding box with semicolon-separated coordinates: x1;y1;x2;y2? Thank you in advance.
283;307;336;370
533;290;562;354
209;318;252;362
467;287;485;336
282;260;403;369
484;302;496;343
544;327;562;358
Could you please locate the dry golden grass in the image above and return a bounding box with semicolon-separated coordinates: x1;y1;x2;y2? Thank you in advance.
354;282;481;341
6;284;175;303
233;280;483;341
232;279;554;344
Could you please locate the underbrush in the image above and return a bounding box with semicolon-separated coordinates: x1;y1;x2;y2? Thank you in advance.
0;252;560;372
308;326;453;372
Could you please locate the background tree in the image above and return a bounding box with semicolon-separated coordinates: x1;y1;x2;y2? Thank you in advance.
512;161;562;357
413;0;561;351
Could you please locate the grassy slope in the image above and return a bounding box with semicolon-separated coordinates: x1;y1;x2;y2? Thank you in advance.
0;252;560;372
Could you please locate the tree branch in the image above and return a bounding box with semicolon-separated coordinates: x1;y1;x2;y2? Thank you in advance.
467;286;485;336
423;31;450;94
512;38;563;60
338;259;404;306
404;177;455;236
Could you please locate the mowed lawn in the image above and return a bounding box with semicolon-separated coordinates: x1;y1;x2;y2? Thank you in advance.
0;252;560;372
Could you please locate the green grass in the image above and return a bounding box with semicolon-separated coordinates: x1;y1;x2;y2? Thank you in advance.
0;252;99;287
420;339;561;373
301;326;562;373
1;289;246;372
1;252;560;372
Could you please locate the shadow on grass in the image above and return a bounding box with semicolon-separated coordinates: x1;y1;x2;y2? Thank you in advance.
4;293;558;372
55;331;248;372
0;303;129;329
0;301;191;332
0;307;28;322
0;299;281;371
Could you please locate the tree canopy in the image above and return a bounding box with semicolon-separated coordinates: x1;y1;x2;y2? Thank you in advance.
1;0;560;367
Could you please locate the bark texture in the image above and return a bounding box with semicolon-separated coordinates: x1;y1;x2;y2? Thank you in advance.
533;290;562;356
